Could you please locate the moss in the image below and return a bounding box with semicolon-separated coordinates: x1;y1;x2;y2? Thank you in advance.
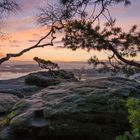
0;111;16;128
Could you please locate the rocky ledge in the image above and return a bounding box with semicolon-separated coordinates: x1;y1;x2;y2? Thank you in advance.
0;76;140;140
0;70;77;98
0;93;19;114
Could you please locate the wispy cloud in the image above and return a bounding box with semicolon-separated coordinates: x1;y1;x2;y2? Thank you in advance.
28;39;38;43
10;45;20;47
9;40;19;43
4;16;37;32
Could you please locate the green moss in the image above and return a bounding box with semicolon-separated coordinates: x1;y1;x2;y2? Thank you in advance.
0;111;16;128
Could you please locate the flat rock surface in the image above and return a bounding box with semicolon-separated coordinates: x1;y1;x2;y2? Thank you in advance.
1;77;140;140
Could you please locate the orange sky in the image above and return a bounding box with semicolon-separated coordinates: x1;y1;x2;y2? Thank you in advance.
0;0;140;62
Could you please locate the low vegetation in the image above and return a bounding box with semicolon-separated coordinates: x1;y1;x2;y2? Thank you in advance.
0;111;16;128
116;98;140;140
33;57;59;72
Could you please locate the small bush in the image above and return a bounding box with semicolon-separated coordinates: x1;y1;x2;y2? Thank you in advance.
33;57;59;72
116;98;140;140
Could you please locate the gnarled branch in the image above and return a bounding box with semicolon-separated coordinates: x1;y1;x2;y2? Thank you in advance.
0;21;64;65
108;45;140;68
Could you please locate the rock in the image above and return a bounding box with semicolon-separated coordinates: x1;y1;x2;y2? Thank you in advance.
25;75;60;87
0;93;19;113
1;77;140;140
0;70;77;98
25;70;78;87
129;73;140;83
0;77;41;98
0;127;12;140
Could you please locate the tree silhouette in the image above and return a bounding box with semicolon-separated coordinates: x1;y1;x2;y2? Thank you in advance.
62;20;140;68
0;0;19;33
0;0;19;55
33;57;59;72
1;0;139;69
88;55;107;68
37;0;140;69
0;0;19;16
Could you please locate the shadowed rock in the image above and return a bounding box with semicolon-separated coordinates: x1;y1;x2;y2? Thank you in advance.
25;70;78;87
0;93;19;114
1;77;140;140
0;70;77;98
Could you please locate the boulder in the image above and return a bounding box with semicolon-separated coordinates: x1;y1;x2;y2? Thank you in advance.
0;93;19;113
25;70;78;87
1;77;140;140
0;70;77;98
0;77;42;98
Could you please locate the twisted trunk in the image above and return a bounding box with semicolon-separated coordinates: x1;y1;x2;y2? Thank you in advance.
108;45;140;68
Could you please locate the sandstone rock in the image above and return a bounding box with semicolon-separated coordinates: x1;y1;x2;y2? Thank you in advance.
1;77;140;140
0;70;77;98
0;77;41;98
0;93;19;113
25;70;78;87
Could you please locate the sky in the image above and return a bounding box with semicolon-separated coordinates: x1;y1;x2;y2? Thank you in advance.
0;0;140;62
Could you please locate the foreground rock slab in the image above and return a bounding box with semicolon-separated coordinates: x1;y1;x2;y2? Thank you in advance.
0;93;19;114
1;77;140;140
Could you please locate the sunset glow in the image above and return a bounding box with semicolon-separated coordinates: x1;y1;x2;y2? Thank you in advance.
0;0;140;62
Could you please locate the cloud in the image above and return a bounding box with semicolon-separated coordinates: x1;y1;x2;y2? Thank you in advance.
0;52;4;57
12;40;19;43
0;45;7;47
18;0;42;11
109;5;129;15
10;27;42;41
11;45;20;47
9;40;19;43
28;39;38;43
32;33;40;37
4;16;37;32
54;40;62;44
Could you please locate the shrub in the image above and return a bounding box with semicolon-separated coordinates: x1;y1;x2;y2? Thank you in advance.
116;98;140;140
33;57;59;72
